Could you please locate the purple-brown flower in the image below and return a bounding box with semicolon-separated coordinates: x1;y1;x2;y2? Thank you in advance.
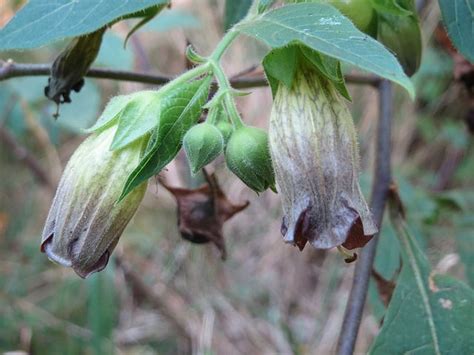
269;65;378;253
41;125;147;278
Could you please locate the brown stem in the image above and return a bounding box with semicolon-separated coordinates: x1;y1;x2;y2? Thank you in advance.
337;80;393;354
0;60;380;88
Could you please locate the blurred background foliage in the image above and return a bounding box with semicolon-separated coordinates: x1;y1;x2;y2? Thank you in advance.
0;0;473;354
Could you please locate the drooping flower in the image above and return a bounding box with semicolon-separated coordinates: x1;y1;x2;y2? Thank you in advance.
269;65;378;254
41;125;147;278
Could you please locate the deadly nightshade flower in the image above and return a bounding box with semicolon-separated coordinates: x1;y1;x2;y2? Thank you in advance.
41;125;147;278
269;65;378;253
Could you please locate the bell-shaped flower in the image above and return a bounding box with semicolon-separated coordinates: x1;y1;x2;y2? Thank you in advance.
269;65;378;253
41;125;147;278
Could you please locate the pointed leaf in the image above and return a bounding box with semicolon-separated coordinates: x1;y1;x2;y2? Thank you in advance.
439;0;474;63
110;91;161;150
0;0;169;50
237;3;415;97
119;76;211;199
369;202;474;354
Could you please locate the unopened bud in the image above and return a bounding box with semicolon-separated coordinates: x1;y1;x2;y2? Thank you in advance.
183;123;224;174
225;125;275;193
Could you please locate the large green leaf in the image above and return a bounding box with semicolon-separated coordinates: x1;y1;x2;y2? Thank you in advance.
119;76;211;200
369;202;474;354
224;0;253;31
237;3;415;97
0;0;169;50
439;0;474;63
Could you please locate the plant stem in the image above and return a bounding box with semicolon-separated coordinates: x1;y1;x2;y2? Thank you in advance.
209;60;244;128
158;62;211;94
0;61;380;88
210;29;240;62
337;80;393;355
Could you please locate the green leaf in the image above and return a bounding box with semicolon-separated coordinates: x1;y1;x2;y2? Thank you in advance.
439;0;474;63
0;0;169;50
237;3;415;97
300;47;351;100
224;0;253;31
111;91;161;150
369;0;413;16
85;93;135;133
369;203;474;354
263;45;351;100
124;4;167;47
263;46;298;96
119;76;211;200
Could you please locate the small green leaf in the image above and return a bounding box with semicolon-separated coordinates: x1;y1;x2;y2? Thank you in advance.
300;47;351;100
237;3;415;97
439;0;474;63
0;0;170;50
119;76;211;199
224;0;253;31
124;4;167;47
85;93;135;133
110;91;161;150
369;0;413;16
263;45;351;100
183;123;224;174
263;46;298;96
369;200;474;354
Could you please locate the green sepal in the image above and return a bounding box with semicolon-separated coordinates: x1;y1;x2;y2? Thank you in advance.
119;75;212;200
110;91;161;150
263;45;351;101
85;93;135;133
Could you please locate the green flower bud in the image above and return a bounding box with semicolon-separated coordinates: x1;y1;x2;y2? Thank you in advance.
269;65;378;251
215;120;234;143
377;13;422;76
41;125;147;278
183;123;224;174
225;125;275;193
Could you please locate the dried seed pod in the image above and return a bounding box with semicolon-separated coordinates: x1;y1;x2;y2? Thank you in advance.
162;174;249;260
41;124;147;278
269;65;378;251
